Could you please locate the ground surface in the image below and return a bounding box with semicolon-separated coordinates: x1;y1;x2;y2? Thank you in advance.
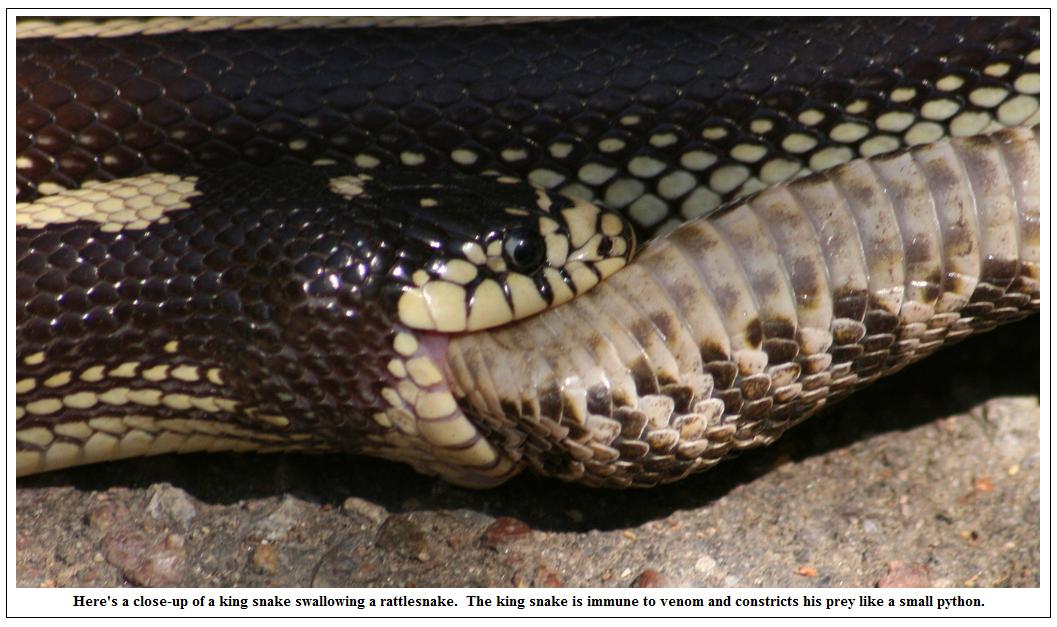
15;319;1041;588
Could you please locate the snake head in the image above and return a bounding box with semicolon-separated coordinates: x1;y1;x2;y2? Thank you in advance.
373;172;636;332
316;168;637;486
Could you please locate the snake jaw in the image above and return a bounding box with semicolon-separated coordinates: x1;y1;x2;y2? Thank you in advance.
393;182;635;334
367;329;524;488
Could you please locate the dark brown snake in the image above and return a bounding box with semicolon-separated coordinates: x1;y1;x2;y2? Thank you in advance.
16;16;1041;488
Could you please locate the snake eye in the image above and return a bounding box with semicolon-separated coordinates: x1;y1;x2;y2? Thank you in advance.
502;228;547;273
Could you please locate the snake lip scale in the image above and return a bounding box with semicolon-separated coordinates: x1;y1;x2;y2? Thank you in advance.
15;16;1041;488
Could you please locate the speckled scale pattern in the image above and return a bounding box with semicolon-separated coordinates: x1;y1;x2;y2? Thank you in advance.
15;165;590;464
445;127;1039;487
17;17;1040;239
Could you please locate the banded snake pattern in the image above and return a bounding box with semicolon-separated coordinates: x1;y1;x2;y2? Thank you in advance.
16;16;1041;488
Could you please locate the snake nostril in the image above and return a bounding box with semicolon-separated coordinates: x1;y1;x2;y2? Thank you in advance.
597;235;614;257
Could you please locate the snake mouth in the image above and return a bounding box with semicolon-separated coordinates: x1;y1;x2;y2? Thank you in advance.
370;329;523;488
395;190;636;334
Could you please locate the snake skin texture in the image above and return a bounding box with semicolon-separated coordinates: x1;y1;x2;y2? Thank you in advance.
15;163;636;486
15;17;1042;487
446;127;1040;487
17;17;1040;240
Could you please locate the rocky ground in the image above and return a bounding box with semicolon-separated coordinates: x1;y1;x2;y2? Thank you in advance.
16;319;1040;588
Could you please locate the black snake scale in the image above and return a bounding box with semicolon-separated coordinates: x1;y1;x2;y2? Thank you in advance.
15;17;1041;488
17;17;1040;238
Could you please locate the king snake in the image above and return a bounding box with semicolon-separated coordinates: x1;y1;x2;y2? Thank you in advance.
16;16;1040;488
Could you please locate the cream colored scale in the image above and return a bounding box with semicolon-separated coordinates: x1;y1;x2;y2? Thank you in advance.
15;16;576;39
508;60;1042;234
14;173;201;231
15;349;321;476
366;331;518;487
397;194;630;332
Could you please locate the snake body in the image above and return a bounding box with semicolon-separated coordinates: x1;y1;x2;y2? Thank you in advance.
17;17;1041;238
448;126;1040;486
16;17;1041;487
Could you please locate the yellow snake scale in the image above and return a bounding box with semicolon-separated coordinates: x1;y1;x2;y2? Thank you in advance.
16;16;1041;488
